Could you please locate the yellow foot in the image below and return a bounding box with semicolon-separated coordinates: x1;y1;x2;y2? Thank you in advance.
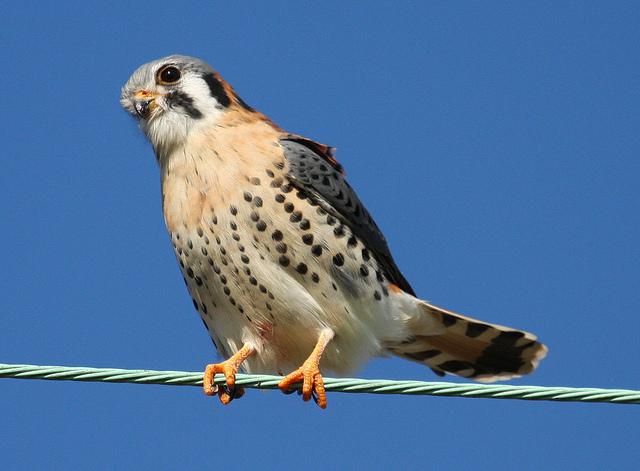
278;329;334;409
278;360;327;408
203;343;254;405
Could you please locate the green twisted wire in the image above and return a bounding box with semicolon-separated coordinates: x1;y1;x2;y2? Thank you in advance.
1;363;639;405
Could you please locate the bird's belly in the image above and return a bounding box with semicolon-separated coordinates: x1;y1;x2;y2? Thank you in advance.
166;173;411;375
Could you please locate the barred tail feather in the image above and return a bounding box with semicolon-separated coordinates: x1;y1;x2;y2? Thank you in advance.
393;300;547;382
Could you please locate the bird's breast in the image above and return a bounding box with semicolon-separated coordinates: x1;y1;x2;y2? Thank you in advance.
160;132;407;374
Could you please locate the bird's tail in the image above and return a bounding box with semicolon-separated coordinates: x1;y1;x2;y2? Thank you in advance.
390;296;547;382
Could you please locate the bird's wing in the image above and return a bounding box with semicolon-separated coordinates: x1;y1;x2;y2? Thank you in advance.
280;135;415;295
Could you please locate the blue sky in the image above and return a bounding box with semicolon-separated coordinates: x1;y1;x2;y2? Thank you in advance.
2;1;639;469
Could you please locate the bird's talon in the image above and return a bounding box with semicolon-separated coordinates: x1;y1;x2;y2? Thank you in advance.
278;364;327;408
202;345;254;406
223;384;235;397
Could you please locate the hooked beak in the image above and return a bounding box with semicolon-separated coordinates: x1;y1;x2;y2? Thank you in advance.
132;90;160;119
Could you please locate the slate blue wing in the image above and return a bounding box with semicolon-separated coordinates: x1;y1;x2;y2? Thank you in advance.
280;135;415;296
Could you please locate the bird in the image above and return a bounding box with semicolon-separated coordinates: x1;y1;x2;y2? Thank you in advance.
120;55;547;409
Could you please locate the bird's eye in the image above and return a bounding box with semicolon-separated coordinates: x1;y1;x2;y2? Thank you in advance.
157;65;182;85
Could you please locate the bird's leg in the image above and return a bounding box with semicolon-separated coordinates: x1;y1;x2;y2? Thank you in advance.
203;343;254;405
278;329;334;409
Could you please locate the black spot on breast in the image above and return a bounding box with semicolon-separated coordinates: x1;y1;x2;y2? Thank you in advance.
279;255;290;267
256;220;267;231
311;272;320;283
302;233;314;245
299;219;311;230
275;194;285;203
296;263;308;275
311;245;323;256
202;73;231;107
359;265;369;277
290;211;302;223
284;202;294;213
253;196;263;207
250;177;261;186
333;253;345;266
243;192;253;202
272;230;283;241
333;225;345;238
275;242;287;254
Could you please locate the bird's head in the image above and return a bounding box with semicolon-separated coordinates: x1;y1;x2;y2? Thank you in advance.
121;55;256;158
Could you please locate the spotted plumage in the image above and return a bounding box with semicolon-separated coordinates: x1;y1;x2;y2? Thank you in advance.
121;55;547;408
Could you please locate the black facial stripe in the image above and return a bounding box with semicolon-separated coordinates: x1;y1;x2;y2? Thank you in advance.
169;91;203;119
202;72;231;107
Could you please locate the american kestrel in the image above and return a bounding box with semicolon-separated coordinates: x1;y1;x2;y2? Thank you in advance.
121;55;547;408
